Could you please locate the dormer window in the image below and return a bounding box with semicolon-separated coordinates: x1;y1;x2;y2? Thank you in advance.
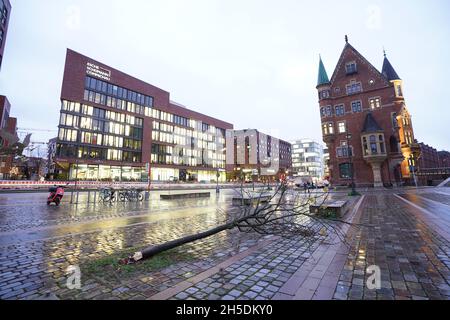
346;61;358;75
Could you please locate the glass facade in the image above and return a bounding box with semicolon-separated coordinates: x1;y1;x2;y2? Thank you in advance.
69;164;145;182
150;120;226;171
56;70;229;182
291;139;324;182
57;100;143;163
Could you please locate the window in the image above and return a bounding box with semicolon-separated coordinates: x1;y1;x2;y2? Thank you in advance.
397;85;403;97
92;119;104;132
81;105;93;116
346;82;362;95
319;90;330;99
338;121;346;134
351;101;362;113
362;137;369;156
392;113;398;129
405;131;413;145
369;98;381;110
370;135;378;154
337;141;352;158
59;113;79;127
345;62;357;75
379;135;385;153
339;163;353;179
1;5;7;26
328;123;334;135
325;106;333;117
93;108;105;119
80;117;92;130
62;101;81;113
335;105;345;116
58;128;78;142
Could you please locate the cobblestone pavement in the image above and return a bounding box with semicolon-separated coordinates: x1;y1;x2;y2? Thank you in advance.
0;208;261;300
332;193;450;300
172;237;323;301
0;189;335;300
0;188;449;300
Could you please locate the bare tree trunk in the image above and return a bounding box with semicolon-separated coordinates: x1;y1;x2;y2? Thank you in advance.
134;221;237;262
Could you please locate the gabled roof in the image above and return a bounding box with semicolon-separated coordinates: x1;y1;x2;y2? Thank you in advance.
382;54;401;81
317;56;330;86
362;113;383;133
329;41;390;87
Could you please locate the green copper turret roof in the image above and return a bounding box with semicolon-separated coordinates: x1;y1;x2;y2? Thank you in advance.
317;56;330;86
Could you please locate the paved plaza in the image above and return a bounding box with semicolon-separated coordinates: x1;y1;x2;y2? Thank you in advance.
0;187;449;300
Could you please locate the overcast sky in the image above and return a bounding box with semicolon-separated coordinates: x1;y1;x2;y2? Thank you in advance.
1;0;449;152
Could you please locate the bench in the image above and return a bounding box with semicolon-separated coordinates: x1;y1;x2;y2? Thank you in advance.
310;200;349;219
160;192;211;200
232;192;272;206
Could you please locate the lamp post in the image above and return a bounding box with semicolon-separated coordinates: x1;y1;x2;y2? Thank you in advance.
409;155;418;188
346;133;358;196
216;168;220;194
216;147;226;194
70;126;81;204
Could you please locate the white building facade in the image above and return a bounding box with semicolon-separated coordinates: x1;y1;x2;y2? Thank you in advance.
291;139;325;182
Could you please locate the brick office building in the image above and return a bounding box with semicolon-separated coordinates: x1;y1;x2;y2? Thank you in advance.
317;37;420;187
226;129;292;182
0;0;11;71
438;151;450;169
418;143;440;169
55;49;232;182
0;1;14;180
0;95;18;179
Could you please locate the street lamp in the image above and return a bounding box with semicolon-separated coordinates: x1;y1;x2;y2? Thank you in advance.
216;147;226;194
70;126;80;204
346;133;358;196
409;154;418;188
216;168;220;194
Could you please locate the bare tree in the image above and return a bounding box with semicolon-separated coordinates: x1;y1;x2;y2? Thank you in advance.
121;182;356;264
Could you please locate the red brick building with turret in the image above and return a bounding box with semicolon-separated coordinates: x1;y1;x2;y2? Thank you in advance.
317;37;420;187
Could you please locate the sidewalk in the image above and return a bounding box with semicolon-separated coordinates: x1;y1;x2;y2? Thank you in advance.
147;192;450;300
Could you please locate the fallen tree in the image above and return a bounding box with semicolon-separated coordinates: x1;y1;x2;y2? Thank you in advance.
120;182;355;265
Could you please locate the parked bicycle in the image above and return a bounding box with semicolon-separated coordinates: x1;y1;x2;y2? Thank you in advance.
99;187;117;203
118;188;144;202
